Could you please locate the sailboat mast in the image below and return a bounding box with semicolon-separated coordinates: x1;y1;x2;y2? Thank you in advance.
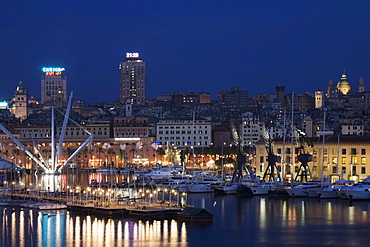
51;106;55;172
321;109;326;185
281;108;287;182
192;111;195;176
290;93;294;182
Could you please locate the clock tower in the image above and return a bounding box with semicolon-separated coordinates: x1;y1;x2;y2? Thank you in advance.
11;79;28;120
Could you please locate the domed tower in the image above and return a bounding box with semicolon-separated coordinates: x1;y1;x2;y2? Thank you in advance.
11;79;28;120
337;71;351;95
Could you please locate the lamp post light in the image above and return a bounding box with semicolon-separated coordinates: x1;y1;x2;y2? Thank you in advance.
171;189;175;204
182;192;187;207
163;189;167;201
153;190;157;204
86;187;91;203
3;181;7;196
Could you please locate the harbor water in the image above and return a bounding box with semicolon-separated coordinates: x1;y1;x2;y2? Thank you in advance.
1;172;370;246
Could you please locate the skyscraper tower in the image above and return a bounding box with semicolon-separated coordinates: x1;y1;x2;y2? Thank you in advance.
359;76;365;92
119;53;146;105
41;67;67;103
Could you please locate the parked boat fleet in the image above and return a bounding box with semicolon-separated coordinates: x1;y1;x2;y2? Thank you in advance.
109;166;370;200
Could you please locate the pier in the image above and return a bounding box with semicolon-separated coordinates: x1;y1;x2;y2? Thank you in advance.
0;188;185;219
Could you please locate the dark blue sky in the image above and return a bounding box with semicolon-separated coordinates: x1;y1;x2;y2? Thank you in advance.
1;1;370;103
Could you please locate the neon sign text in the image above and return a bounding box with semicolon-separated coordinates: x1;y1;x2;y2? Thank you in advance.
126;53;139;58
45;72;62;76
42;67;65;73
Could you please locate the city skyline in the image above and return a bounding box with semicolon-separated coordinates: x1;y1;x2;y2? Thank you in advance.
1;1;370;103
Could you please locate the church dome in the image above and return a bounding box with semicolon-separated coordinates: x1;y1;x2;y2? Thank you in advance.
337;72;351;95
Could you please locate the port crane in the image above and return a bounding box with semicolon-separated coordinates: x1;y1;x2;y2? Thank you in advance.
261;125;282;182
229;118;249;182
293;127;313;182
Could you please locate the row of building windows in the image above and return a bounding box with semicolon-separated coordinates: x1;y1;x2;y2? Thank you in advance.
159;141;209;146
276;148;367;155
158;125;209;129
260;155;367;165
259;165;367;175
159;136;209;140
158;130;208;135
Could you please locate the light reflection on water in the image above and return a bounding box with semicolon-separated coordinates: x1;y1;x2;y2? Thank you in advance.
1;194;370;247
0;207;188;247
2;171;370;247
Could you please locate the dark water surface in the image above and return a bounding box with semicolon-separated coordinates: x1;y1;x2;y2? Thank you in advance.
1;171;370;246
1;194;370;247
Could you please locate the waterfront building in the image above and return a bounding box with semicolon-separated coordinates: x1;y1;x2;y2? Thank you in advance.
113;117;150;138
156;117;211;147
10;80;28;120
15;120;110;139
41;67;67;103
0;133;156;168
255;136;370;182
119;52;146;105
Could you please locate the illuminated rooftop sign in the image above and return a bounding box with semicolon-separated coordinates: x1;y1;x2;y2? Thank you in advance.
126;53;139;58
0;101;8;108
42;67;65;73
42;67;65;76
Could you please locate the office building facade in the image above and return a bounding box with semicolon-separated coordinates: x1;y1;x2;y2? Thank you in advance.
119;53;146;105
41;67;67;103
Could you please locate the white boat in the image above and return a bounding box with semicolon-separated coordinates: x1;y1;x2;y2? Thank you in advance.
212;183;239;195
240;175;261;187
307;180;331;198
157;180;184;190
187;183;214;193
320;179;355;199
143;168;174;181
175;181;195;192
285;181;323;197
250;181;280;195
343;176;370;200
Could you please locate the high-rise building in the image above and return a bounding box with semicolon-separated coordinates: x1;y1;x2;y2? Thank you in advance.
41;67;67;103
119;53;146;105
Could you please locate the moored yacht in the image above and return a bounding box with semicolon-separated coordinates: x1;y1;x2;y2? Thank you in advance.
343;176;370;200
285;181;323;197
250;181;281;195
212;183;240;195
320;179;355;199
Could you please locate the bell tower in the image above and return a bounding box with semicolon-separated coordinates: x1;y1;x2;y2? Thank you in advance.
11;79;28;120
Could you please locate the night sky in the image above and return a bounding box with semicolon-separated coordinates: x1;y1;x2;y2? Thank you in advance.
1;1;370;103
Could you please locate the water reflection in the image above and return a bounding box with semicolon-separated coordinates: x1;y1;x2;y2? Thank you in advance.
0;207;188;247
2;171;370;246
